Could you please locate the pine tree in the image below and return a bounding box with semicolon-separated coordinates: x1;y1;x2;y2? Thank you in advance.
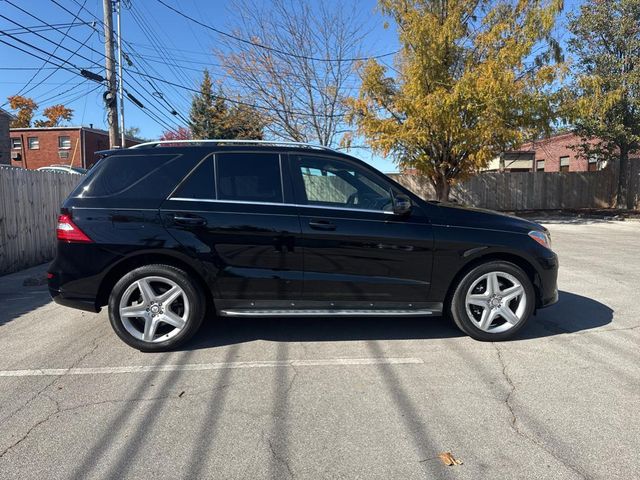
190;70;217;139
189;70;264;140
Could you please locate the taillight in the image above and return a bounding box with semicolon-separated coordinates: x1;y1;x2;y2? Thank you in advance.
56;214;92;243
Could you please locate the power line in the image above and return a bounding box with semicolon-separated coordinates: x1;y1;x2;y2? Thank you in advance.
126;4;193;106
0;35;100;79
59;0;192;126
35;80;92;105
0;22;94;35
0;13;102;70
154;0;398;63
5;0;90;98
125;51;363;91
128;69;348;119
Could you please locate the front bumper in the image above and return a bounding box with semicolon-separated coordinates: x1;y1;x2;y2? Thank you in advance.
536;251;559;308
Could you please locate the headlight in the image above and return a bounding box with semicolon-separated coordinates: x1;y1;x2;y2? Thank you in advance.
528;230;552;250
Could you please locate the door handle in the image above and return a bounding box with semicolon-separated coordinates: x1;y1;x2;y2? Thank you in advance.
173;214;207;227
309;219;336;231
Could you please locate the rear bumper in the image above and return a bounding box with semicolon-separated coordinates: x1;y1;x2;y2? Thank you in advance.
49;286;100;313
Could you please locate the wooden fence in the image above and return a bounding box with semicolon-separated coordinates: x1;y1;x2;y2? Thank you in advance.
0;167;82;275
390;168;624;210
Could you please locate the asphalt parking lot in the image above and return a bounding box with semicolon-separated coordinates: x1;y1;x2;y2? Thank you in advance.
0;219;638;480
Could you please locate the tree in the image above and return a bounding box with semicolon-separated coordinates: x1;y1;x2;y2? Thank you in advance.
347;0;563;201
125;126;141;139
189;70;263;139
217;0;365;146
564;0;640;209
224;102;265;140
7;95;37;128
33;104;73;127
160;126;192;141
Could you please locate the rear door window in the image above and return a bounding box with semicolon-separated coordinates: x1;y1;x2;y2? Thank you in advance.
172;155;215;199
216;153;283;203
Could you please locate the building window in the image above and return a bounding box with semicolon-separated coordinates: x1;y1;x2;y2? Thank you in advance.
536;160;545;171
11;138;22;150
560;156;570;172
58;136;71;149
588;154;599;172
27;137;39;150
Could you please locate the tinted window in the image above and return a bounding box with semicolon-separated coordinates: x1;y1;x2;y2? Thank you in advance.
296;156;393;211
216;153;282;203
74;154;178;198
173;156;215;199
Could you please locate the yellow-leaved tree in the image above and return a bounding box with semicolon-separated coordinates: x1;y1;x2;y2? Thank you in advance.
347;0;564;201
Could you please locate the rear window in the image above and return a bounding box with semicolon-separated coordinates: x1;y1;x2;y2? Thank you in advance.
72;154;179;198
216;153;282;203
172;155;215;199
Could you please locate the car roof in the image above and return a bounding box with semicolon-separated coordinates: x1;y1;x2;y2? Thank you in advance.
95;140;362;163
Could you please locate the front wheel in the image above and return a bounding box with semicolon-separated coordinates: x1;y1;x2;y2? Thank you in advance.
108;264;205;351
448;261;535;341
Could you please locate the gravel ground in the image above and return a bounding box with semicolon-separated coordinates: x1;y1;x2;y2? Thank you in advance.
0;219;638;480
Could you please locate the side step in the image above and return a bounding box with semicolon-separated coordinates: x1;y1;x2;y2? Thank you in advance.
219;309;436;317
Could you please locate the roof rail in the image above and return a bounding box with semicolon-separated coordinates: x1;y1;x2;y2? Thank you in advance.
129;139;338;152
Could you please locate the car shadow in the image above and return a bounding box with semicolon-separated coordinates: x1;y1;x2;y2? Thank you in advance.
183;290;613;350
516;290;614;340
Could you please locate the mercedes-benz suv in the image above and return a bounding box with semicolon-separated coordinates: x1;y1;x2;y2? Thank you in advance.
48;140;558;351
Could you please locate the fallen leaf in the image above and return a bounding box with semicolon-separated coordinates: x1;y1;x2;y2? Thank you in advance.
438;452;463;466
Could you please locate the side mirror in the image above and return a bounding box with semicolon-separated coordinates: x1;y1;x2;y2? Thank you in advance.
392;193;412;216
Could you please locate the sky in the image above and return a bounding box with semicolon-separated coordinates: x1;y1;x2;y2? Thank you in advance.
0;0;582;173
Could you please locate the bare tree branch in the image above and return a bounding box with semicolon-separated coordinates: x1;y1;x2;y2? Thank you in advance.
217;0;366;146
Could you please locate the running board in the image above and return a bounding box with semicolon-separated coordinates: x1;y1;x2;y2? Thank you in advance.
220;309;436;317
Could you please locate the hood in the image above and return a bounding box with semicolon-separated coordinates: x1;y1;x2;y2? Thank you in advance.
430;202;545;234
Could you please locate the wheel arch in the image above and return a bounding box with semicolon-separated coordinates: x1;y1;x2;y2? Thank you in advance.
96;252;215;314
443;251;542;314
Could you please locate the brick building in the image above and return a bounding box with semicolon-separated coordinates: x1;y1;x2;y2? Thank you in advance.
482;132;627;173
0;108;16;166
518;132;605;172
9;126;142;170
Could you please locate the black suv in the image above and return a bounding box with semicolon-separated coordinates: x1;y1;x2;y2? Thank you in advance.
48;140;558;351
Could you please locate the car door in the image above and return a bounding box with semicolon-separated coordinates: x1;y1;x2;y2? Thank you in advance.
290;154;435;308
161;151;303;309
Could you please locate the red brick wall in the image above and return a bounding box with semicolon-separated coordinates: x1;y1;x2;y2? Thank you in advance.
82;131;110;168
520;133;597;172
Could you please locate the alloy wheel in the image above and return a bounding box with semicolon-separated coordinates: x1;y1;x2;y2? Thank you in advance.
464;271;527;334
118;276;190;343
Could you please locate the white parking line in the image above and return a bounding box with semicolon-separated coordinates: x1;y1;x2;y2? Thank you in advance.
0;357;424;377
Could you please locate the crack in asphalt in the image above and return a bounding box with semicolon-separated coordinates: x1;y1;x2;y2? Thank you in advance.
0;339;101;424
267;436;295;480
285;363;299;397
493;344;591;480
0;339;101;459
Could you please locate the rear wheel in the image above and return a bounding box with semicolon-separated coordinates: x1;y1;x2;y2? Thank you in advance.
448;261;534;341
108;264;205;351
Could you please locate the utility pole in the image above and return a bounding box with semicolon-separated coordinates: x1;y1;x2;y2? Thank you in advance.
115;0;126;147
102;0;120;148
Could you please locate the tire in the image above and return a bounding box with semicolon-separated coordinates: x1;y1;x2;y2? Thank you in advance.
108;264;205;351
448;261;535;341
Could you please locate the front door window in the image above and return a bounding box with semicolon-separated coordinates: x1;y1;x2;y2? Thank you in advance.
296;156;393;212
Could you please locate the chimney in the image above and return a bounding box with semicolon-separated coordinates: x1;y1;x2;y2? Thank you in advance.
89;123;93;129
